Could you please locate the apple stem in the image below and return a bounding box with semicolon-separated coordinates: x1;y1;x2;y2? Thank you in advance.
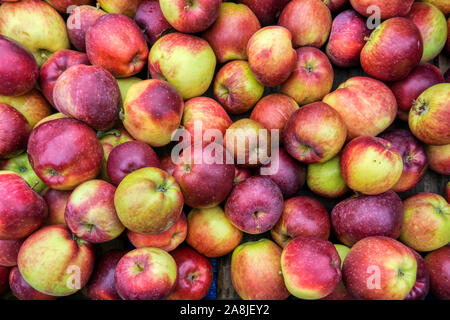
97;129;121;139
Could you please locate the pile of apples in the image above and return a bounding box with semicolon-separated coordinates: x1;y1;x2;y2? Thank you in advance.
0;0;449;301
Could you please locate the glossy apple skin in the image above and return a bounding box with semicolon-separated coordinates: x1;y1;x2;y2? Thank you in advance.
135;0;171;45
160;155;176;176
0;103;31;159
321;244;354;300
256;148;305;198
97;0;141;17
0;153;46;193
331;190;404;247
86;14;148;78
282;236;341;300
281;47;334;105
43;189;70;226
225;176;283;234
0;35;39;96
39;49;90;107
247;26;296;87
307;155;349;198
168;246;213;300
123;79;184;147
86;250;125;300
340;136;403;195
323;77;397;139
107;141;160;186
278;0;332;48
232;239;289;300
426;144;450;175
283;102;347;164
18;225;94;296
425;245;450;299
409;83;450;145
349;0;414;19
405;249;430;300
271;196;330;248
361;18;423;82
379;130;428;193
234;167;251;185
28;118;103;190
0;266;9;294
0;239;23;267
45;0;94;13
400;193;450;252
114;247;177;300
128;212;187;252
322;0;348;12
186;206;242;258
326;9;370;68
238;0;289;25
203;2;260;63
9;266;56;300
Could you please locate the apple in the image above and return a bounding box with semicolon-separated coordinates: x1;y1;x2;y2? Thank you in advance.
281;47;334;105
400;192;450;252
325;9;370;68
278;0;332;48
379;130;428;193
114;247;177;300
0;239;23;267
186;206;242;258
34;113;68;128
331;190;404;247
343;236;417;300
321;244;354;300
360;17;423;82
237;0;290;25
306;155;349;198
9;266;56;300
225;176;283;234
122;79;184;147
97;0;142;17
128;212;187;252
425;245;450;299
421;0;450;15
168;246;213;300
43;189;70;226
86;250;125;300
45;0;94;13
234;167;251;185
340;136;403;195
0;153;46;193
409;83;450;145
405;249;430;300
160;155;176;176
446;17;450;56
426;144;450;175
39;49;90;107
116;77;141;106
446;182;450;203
323;77;397;139
149;33;216;100
135;0;171;45
445;68;450;82
27;118;103;190
18;225;94;296
213;61;264;115
202;2;261;63
0;103;30;159
349;0;414;19
271;196;330;248
283;102;347;164
0;266;9;295
0;0;70;66
114;167;183;234
322;0;348;12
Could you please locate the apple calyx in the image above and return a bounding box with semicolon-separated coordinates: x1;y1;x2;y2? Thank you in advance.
157;183;168;193
412;99;429;117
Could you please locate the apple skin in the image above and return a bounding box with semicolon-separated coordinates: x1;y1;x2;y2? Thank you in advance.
107;141;160;186
45;0;93;13
0;35;39;96
114;247;177;300
9;266;56;300
149;33;216;100
283;102;347;164
379;130;428;193
232;239;289;300
425;245;450;299
86;250;125;300
186;206;242;258
135;0;171;45
168;246;213;300
234;167;252;185
42;189;70;226
39;49;90;107
213;60;264;115
343;236;417;300
202;2;260;64
122;79;184;147
0;103;31;159
390;63;444;121
66;5;106;52
278;0;332;48
281;47;334;105
323;77;397;139
27;118;103;190
422;0;450;16
360;18;423;82
116;77;141;107
325;9;370;68
446;17;450;56
0;153;46;193
281;236;341;300
256;148;306;198
160;155;176;176
128;212;187;252
18;225;95;296
97;0;141;17
426;144;450;175
340;136;403;195
349;0;414;19
409;83;450;145
405;249;430;300
400;192;450;252
322;0;348;12
321;244;354;300
331;190;404;247
238;0;289;26
225;176;283;234
247;26;297;87
0;266;9;294
114;167;183;235
307;155;349;199
446;182;450;203
0;239;23;267
86;14;148;78
271;196;330;248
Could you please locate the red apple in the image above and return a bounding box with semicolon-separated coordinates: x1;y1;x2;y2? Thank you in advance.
238;0;289;25
405;249;430;300
426;144;450;175
233;167;252;185
0;239;23;267
45;0;94;13
135;0;171;45
9;266;56;300
43;189;70;226
160;155;176;176
425;245;450;300
423;0;450;15
0;266;9;294
97;0;142;17
349;0;414;19
322;0;348;12
0;103;31;159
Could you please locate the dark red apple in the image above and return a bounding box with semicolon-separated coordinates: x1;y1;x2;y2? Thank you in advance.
135;0;171;45
349;0;414;19
9;266;56;300
0;239;23;267
160;155;176;176
42;189;70;226
238;0;290;25
0;103;31;159
405;249;430;300
234;167;252;185
323;0;348;12
425;245;450;300
0;266;10;294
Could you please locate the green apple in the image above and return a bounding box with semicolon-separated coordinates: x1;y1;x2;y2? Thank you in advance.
116;77;142;107
334;244;350;268
306;155;349;198
0;153;46;193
